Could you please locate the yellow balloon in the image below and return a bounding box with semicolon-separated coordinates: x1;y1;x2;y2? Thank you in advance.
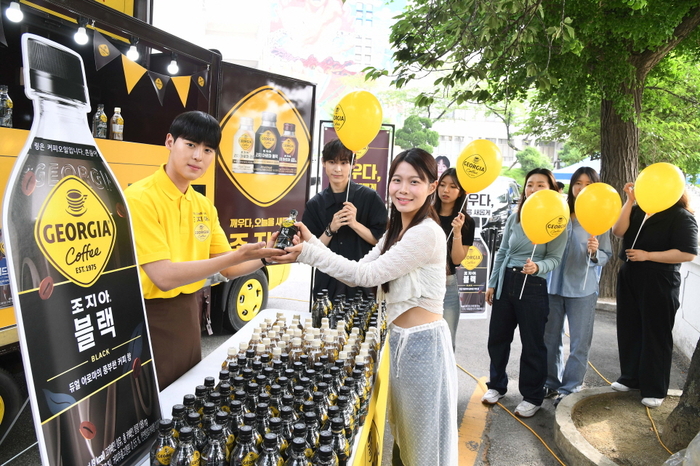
455;139;503;193
333;91;383;152
575;183;622;236
521;190;570;244
635;162;685;214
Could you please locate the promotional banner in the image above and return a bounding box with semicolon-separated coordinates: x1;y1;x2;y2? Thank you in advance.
321;125;392;203
216;62;315;249
456;234;490;319
3;34;159;466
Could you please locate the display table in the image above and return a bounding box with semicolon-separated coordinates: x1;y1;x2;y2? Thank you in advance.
135;308;389;465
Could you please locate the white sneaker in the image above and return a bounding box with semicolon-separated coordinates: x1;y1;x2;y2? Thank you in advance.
611;382;632;392
481;389;504;405
642;397;664;408
514;401;541;418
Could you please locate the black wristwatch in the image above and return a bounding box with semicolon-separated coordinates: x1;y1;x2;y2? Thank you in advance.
325;223;337;237
261;258;269;267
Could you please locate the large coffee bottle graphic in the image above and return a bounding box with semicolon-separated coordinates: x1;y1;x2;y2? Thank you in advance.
3;35;160;465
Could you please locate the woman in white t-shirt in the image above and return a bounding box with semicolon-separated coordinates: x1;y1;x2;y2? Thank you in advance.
278;148;458;465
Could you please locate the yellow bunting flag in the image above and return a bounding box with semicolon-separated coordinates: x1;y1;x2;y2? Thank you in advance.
121;55;147;94
171;76;191;107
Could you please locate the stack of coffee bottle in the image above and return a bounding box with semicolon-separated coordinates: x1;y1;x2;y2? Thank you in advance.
152;294;386;466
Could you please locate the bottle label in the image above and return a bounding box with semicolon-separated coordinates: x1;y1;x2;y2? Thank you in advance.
281;138;296;155
190;451;201;466
304;447;314;458
100;114;107;122
156;445;175;465
242;451;259;465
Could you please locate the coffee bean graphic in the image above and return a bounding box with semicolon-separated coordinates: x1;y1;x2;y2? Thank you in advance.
21;171;36;196
116;202;127;218
79;421;96;440
38;276;54;300
132;357;141;379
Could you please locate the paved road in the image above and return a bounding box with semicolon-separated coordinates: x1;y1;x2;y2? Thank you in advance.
0;263;690;465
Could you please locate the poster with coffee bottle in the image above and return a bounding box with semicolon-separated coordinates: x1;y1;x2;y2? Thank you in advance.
253;111;280;174
278;123;298;176
2;34;160;465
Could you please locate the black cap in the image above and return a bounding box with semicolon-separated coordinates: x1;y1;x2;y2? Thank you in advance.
178;426;194;441
158;419;173;432
204;376;216;387
23;34;88;104
280;405;294;419
319;429;332;445
318;444;334;461
242;412;256;425
182;394;196;407
202;402;216;415
208;424;223;438
186;412;201;426
195;385;207;396
290;437;306;452
171;404;185;416
263;432;278;448
331;417;345;431
238;425;253;441
215;411;229;424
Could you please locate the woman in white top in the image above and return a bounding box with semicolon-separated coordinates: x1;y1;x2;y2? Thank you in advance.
279;148;458;465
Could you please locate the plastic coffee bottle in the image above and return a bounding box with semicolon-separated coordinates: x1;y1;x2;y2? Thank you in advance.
171;426;200;466
329;417;350;466
201;424;227;465
229;425;259;466
232;116;255;173
273;210;299;249
171;404;188;439
312;430;337;465
284;437;310;466
186;411;208;452
91;104;107;138
257;432;284;466
253;111;280;174
109;106;124;140
278;123;298;176
150;419;178;466
0;85;13;127
313;444;339;466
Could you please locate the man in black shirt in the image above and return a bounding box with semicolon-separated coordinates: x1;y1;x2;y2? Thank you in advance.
302;139;388;299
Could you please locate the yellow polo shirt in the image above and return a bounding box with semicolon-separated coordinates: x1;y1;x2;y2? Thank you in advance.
125;165;231;299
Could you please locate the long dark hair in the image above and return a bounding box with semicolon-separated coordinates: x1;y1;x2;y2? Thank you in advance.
516;168;559;222
567;167;601;214
380;148;439;292
676;190;695;214
434;168;468;218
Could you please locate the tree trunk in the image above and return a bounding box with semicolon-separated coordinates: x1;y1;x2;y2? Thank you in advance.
662;338;700;451
598;95;640;298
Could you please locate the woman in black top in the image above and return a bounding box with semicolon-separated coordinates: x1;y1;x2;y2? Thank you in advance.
435;168;476;349
612;183;697;408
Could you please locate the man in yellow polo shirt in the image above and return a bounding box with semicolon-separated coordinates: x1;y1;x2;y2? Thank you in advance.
125;111;284;389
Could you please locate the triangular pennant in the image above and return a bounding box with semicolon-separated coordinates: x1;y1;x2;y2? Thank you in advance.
93;30;121;70
192;70;209;99
171;76;191;107
121;55;147;94
0;12;7;47
147;70;170;106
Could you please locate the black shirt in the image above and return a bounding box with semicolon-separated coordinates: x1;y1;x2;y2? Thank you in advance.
302;182;388;298
619;205;698;272
439;213;476;275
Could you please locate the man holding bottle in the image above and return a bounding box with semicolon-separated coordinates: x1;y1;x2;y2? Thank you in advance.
302;139;387;300
125;111;284;389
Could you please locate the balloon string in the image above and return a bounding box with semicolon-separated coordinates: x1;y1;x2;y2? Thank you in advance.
345;151;356;203
446;196;470;243
582;249;591;291
519;243;537;300
627;214;649;261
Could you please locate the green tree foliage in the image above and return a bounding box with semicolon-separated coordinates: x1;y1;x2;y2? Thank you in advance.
395;115;440;151
516;146;552;173
556;142;587;167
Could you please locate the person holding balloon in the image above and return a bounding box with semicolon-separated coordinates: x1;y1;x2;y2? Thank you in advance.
611;164;697;408
543;167;613;406
276;149;458;465
482;168;568;418
434;167;475;350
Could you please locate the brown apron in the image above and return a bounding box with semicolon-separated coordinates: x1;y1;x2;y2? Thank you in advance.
145;293;202;390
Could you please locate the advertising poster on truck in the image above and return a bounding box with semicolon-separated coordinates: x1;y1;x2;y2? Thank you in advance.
216;63;315;253
2;35;160;465
321;125;392;203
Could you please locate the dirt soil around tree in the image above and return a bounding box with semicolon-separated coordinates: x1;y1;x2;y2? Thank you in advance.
573;391;679;466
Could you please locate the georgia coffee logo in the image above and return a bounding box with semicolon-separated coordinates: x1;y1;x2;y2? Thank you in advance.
194;223;210;242
98;44;110;57
239;132;254;152
34;176;116;287
461;154;487;179
282;138;296;155
333;104;346;131
546;216;567;237
462;245;483;271
198;76;205;87
260;130;277;150
155;78;163;90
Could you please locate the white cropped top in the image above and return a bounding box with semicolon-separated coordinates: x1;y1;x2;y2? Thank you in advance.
297;218;447;324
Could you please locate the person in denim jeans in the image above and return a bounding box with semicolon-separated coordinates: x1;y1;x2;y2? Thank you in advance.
543;167;612;406
483;168;567;418
435;168;475;349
